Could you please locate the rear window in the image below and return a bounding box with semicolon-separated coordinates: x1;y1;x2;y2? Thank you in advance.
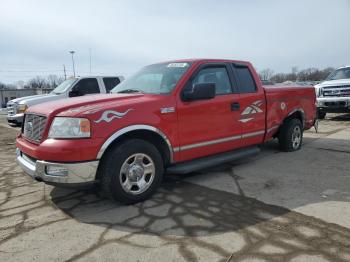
103;77;121;92
233;65;257;93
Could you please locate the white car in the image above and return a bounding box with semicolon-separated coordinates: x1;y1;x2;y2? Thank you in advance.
314;66;350;119
6;76;123;126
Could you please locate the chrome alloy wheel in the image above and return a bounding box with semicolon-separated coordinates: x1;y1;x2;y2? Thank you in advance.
292;125;302;149
119;153;155;195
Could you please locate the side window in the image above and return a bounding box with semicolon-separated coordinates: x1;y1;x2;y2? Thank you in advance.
74;78;100;95
192;67;232;95
233;65;257;93
103;77;121;92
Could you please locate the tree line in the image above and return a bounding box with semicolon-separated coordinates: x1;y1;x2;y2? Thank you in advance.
0;66;337;89
0;75;65;90
259;67;335;83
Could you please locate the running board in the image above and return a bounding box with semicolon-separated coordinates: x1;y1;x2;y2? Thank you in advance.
166;146;260;174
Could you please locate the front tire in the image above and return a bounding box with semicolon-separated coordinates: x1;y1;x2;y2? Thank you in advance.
100;139;164;204
278;118;303;152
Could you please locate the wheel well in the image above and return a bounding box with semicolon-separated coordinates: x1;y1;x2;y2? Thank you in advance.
96;130;171;180
285;110;304;126
273;110;304;138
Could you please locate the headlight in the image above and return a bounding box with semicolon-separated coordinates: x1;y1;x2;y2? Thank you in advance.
17;104;28;113
48;117;91;138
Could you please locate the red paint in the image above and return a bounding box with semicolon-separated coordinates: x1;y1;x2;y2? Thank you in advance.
16;59;316;163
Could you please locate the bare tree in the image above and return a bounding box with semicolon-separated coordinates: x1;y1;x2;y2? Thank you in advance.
14;80;25;89
270;67;336;83
259;68;274;80
46;75;64;88
28;76;47;89
25;75;64;89
320;67;334;80
0;82;7;89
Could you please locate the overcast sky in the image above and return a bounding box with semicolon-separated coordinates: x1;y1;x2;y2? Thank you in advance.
0;0;349;83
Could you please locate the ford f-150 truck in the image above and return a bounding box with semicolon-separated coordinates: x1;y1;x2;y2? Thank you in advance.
7;76;123;126
315;66;350;119
16;59;316;204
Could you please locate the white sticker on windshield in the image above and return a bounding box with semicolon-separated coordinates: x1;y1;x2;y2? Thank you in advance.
167;63;189;68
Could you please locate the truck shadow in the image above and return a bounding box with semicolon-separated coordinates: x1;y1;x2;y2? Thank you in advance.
51;178;291;238
325;113;350;122
50;167;350;261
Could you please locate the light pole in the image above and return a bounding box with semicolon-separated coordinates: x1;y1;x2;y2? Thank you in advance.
69;51;76;77
63;64;66;80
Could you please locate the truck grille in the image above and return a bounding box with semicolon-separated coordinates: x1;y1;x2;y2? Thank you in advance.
23;114;47;143
6;103;16;116
323;85;350;97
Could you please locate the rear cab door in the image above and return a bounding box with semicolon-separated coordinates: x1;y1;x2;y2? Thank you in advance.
229;62;266;146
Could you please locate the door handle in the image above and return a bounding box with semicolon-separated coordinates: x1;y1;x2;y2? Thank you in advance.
231;102;240;111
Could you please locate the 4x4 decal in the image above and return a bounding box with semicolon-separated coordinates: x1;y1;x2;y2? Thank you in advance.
239;100;263;123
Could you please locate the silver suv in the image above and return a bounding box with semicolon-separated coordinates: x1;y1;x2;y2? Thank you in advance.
7;76;123;126
315;66;350;119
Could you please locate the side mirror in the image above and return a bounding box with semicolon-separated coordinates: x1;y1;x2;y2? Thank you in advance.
68;90;81;97
183;83;216;101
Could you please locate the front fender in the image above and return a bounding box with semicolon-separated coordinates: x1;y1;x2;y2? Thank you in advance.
96;124;175;163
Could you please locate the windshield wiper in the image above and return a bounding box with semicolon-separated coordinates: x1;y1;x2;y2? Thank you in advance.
117;89;144;94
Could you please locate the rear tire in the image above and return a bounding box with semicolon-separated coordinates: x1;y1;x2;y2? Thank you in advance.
278;118;303;152
99;139;164;204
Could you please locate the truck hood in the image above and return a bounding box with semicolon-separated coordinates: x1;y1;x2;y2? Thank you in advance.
27;93;152;117
8;93;59;106
316;78;350;88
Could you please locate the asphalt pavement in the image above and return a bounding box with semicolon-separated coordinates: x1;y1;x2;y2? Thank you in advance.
0;114;349;262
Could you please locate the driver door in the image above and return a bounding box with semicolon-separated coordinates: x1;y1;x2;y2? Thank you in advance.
176;63;242;162
70;78;101;96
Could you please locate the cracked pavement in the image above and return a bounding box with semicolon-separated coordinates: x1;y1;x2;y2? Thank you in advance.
0;114;350;262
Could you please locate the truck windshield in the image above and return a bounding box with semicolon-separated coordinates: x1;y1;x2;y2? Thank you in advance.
326;68;350;81
51;79;76;94
111;62;191;94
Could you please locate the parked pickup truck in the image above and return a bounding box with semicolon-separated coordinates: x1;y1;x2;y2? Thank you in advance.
314;66;350;119
6;76;123;126
16;59;316;204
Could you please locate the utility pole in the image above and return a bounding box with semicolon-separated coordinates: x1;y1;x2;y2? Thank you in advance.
63;64;67;80
69;51;76;77
89;48;92;75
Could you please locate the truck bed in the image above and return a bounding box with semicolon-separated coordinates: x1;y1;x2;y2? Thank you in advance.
263;85;316;141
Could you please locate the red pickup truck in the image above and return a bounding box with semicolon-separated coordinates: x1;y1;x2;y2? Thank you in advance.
16;59;317;203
